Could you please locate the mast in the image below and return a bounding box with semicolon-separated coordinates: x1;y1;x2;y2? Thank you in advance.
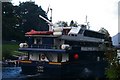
39;13;53;31
39;7;53;31
50;8;52;22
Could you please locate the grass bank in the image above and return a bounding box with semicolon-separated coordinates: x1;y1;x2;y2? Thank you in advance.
2;41;26;60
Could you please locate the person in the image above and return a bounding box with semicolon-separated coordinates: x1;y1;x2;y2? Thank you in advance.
40;54;49;62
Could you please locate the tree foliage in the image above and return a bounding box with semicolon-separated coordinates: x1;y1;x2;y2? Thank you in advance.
55;20;79;27
69;20;78;27
2;2;17;41
55;21;68;27
105;49;120;80
2;1;49;41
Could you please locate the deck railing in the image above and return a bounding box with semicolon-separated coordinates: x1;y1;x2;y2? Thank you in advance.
29;44;58;49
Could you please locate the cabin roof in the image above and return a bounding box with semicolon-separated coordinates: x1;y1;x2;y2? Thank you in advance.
60;35;104;43
68;26;81;34
25;34;59;37
25;29;53;35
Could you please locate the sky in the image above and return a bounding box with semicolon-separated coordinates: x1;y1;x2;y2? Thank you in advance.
11;0;119;36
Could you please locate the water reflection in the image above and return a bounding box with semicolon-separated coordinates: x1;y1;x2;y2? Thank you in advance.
2;67;23;80
2;67;79;80
2;67;60;80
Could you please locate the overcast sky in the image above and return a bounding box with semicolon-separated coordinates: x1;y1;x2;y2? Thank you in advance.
11;0;119;36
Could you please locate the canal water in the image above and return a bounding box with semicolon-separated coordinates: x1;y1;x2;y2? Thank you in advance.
2;67;46;80
2;67;27;80
2;67;64;80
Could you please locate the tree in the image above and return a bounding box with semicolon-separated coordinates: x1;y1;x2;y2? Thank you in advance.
69;20;78;27
105;49;119;80
2;2;17;41
55;21;68;27
2;1;49;41
16;1;49;32
100;28;120;79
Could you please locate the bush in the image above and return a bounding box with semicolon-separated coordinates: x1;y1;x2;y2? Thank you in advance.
2;41;19;59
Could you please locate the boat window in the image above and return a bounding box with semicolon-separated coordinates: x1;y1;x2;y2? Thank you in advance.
42;53;69;62
29;53;39;61
84;30;105;39
61;53;69;62
37;38;42;44
33;38;42;44
27;37;34;46
78;29;84;34
29;52;69;62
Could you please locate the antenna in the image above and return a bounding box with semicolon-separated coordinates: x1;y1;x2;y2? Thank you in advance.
46;5;50;14
85;15;90;29
86;15;87;23
50;8;52;22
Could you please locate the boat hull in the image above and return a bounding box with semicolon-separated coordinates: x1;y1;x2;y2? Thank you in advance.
20;60;107;78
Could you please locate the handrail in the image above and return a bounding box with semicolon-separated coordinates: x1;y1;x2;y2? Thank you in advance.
29;44;58;49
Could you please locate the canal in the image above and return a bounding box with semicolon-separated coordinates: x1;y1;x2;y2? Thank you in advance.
2;67;68;80
2;67;47;80
2;67;27;80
